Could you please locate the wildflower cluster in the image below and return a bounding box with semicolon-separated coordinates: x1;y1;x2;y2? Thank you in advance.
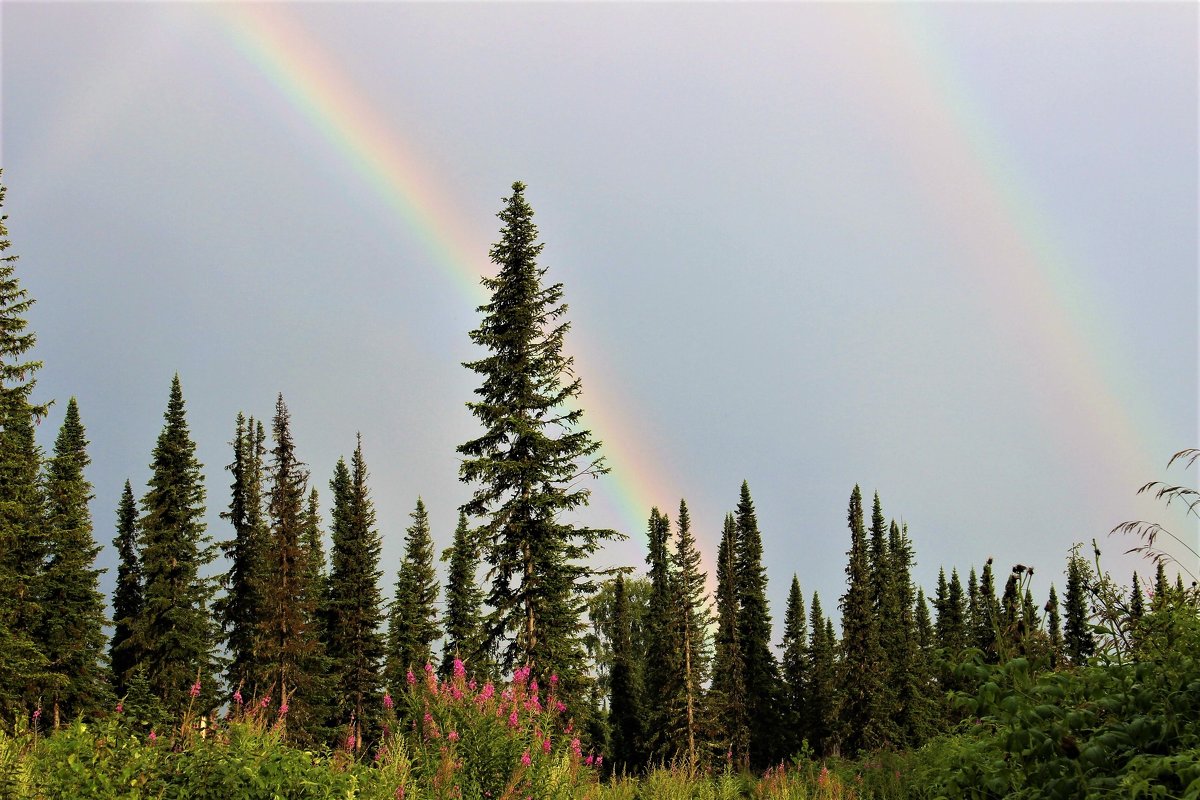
377;659;601;799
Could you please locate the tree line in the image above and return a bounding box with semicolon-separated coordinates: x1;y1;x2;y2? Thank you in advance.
0;175;1180;767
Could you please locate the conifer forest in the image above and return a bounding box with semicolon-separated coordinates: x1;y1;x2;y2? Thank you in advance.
0;172;1197;799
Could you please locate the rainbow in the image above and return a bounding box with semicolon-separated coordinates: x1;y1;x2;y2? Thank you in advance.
206;4;1180;570
208;3;681;539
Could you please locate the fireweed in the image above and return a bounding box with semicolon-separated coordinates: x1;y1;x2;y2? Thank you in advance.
375;661;603;800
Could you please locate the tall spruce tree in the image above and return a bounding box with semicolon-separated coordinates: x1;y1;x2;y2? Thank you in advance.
110;481;142;696
839;485;883;755
1063;549;1094;665
780;575;809;756
0;175;53;717
667;499;710;768
442;511;485;676
709;512;747;766
734;481;781;767
325;437;385;736
457;182;615;686
806;592;836;757
135;376;217;714
216;414;267;698
387;497;439;686
39;398;110;723
607;573;645;774
642;506;677;761
869;509;902;748
257;394;325;740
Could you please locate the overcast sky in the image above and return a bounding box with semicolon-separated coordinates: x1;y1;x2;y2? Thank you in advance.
2;2;1196;636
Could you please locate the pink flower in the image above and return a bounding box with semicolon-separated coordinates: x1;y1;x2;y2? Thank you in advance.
508;710;519;728
424;662;434;674
480;682;495;701
468;679;477;691
527;696;542;713
190;681;201;698
261;696;271;708
585;754;594;766
520;750;532;767
233;690;243;705
596;755;603;769
571;738;582;758
554;700;566;714
453;658;466;679
148;730;157;742
529;679;539;696
115;702;123;714
513;665;530;685
406;669;416;685
448;730;459;742
278;703;289;716
383;693;394;710
549;674;558;686
542;736;551;754
345;733;356;750
31;708;40;722
818;766;829;787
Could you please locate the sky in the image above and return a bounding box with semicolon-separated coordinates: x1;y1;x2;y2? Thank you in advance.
1;1;1197;639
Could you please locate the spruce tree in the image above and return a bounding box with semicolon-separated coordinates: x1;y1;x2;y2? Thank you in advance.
667;499;711;769
442;511;485;675
39;398;110;723
256;394;325;740
134;376;217;714
325;437;386;736
457;182;614;686
1129;573;1145;623
1063;549;1094;665
110;481;142;696
709;512;747;766
733;481;782;766
1152;563;1169;612
0;175;53;717
387;497;439;685
1045;584;1063;668
780;575;808;756
607;573;645;774
839;485;883;754
216;414;267;698
970;560;1001;658
806;592;836;757
642;506;677;761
